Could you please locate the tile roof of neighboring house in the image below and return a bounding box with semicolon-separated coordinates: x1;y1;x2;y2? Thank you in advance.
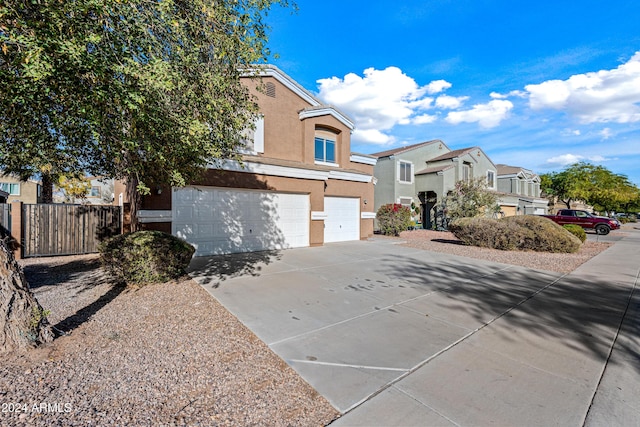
496;164;527;175
371;139;444;158
427;146;479;162
415;165;455;175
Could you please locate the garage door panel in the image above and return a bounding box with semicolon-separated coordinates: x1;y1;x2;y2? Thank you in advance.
173;187;309;256
324;197;360;243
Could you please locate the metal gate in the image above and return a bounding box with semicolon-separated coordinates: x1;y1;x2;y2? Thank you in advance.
22;204;121;257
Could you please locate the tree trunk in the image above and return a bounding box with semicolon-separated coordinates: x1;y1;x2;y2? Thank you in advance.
0;239;53;353
126;176;142;232
40;172;54;204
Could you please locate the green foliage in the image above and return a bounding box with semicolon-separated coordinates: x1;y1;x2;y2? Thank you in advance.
0;0;294;195
443;177;499;220
28;307;51;340
562;224;587;242
99;231;195;286
376;204;412;236
449;215;582;253
541;162;640;213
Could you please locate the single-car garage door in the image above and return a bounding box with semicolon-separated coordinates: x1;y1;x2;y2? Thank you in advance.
173;187;309;256
324;197;360;243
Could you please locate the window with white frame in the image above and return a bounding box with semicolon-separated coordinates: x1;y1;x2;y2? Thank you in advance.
486;170;495;189
239;115;265;154
314;128;338;164
462;162;471;182
398;161;413;184
0;182;20;195
89;186;101;198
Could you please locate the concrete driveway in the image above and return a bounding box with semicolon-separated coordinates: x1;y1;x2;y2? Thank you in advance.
188;230;640;426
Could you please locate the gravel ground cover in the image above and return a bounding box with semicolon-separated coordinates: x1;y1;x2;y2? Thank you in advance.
1;255;338;427
0;227;623;426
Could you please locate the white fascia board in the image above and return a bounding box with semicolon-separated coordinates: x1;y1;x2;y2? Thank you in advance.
328;170;373;183
361;212;376;219
250;66;321;106
214;159;329;181
211;159;374;184
350;154;378;165
299;108;355;130
138;210;173;223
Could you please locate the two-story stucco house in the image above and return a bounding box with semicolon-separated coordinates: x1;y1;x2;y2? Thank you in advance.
0;174;42;204
496;164;548;215
373;141;498;227
117;65;377;256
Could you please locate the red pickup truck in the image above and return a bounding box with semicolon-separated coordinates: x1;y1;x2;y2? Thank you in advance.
540;209;621;235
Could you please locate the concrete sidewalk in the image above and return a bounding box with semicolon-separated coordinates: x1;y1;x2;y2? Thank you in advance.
189;228;640;426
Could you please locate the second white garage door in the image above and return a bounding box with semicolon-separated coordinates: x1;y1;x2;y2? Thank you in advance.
173;187;309;256
324;197;360;243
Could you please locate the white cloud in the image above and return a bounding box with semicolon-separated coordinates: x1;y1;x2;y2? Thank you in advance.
425;79;452;94
413;114;438;124
546;153;615;167
561;128;581;136
435;95;469;109
445;100;513;128
546;154;584;166
525;51;640;123
490;90;527;99
599;127;614;140
353;128;395;145
316;67;451;144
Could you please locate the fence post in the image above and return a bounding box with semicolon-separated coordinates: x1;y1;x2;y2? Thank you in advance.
10;201;23;260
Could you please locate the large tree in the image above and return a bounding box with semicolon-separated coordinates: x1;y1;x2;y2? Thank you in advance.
1;0;293;206
0;0;293;351
541;162;640;213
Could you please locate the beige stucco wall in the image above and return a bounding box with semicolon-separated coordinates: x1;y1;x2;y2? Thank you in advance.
0;175;40;204
130;69;376;247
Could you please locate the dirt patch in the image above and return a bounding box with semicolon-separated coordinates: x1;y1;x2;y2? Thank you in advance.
1;255;338;427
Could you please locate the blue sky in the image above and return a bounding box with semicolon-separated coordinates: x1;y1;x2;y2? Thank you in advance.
265;0;640;185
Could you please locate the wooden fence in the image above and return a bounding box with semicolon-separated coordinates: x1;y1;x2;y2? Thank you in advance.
17;203;121;258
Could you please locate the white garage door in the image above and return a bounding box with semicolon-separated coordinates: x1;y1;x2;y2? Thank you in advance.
324;197;360;243
173;187;309;256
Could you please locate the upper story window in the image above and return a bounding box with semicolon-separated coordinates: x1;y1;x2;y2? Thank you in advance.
398;161;413;184
89;186;101;198
462;162;471;182
486;170;495;189
239;116;265;154
314;128;338;165
0;182;20;195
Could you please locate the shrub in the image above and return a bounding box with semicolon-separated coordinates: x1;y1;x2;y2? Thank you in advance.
99;230;195;286
449;215;582;253
563;224;587;242
376;204;411;236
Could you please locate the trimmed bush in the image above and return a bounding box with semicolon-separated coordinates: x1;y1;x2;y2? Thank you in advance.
563;224;587;242
376;203;411;236
99;230;195;286
449;215;582;253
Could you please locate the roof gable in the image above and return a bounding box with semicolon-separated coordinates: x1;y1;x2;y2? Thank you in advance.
372;139;446;158
249;65;356;131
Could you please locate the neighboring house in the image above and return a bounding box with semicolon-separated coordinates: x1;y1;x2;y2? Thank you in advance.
116;65;377;256
0;175;42;204
373;141;498;227
56;177;115;205
496;164;548;216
